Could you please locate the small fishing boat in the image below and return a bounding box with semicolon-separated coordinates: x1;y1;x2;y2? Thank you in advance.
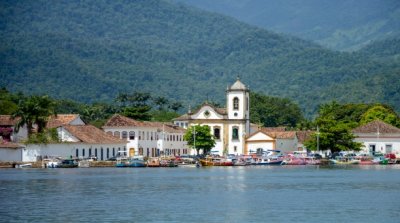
199;157;233;166
15;163;32;168
254;157;283;165
147;157;161;167
281;157;307;165
329;158;360;165
160;159;178;167
57;159;78;168
116;156;146;167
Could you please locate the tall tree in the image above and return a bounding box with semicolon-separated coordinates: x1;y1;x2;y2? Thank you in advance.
183;125;215;155
360;105;400;127
12;95;57;136
304;101;363;153
250;92;304;127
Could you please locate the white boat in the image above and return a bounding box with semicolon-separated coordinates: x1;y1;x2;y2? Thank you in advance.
15;163;32;168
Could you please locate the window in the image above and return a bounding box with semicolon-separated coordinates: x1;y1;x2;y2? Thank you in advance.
214;127;220;140
386;144;393;154
122;131;128;139
82;149;85;157
76;149;79;158
95;149;98;157
107;148;109;159
233;97;239;110
114;131;120;138
129;131;135;140
89;148;92;157
234;146;237;153
106;131;113;136
101;148;104;160
232;127;239;140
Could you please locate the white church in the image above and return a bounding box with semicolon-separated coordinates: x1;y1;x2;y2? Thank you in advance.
173;78;253;156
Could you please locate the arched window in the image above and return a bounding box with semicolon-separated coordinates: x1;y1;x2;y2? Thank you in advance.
129;131;135;140
114;131;120;138
232;126;239;140
214;127;220;140
106;131;113;136
233;97;239;110
122;131;128;139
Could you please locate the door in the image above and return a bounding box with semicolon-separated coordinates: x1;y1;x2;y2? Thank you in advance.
129;148;135;157
369;144;376;155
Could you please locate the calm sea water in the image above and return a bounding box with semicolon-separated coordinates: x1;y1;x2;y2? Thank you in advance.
0;165;400;223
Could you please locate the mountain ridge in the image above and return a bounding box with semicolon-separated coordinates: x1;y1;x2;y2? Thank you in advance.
1;0;399;117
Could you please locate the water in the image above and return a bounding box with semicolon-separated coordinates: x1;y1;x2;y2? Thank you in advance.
1;165;400;223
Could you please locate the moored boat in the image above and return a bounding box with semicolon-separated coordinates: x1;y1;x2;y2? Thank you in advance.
329;158;360;165
147;157;161;167
199;157;233;166
116;156;146;167
57;159;78;168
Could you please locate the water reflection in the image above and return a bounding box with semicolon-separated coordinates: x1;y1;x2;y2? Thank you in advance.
0;166;399;222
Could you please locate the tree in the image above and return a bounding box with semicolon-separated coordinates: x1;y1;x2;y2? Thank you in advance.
153;96;169;111
168;101;183;112
360;105;400;127
183;125;215;155
122;106;152;121
304;101;363;153
12;95;57;136
250;92;304;127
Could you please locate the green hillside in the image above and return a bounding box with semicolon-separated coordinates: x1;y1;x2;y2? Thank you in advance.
1;0;399;117
176;0;400;51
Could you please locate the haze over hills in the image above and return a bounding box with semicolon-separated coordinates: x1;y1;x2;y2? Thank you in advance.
175;0;400;51
1;0;399;118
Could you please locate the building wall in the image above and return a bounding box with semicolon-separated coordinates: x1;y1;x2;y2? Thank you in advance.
22;143;126;162
354;135;400;156
58;127;79;142
275;138;298;152
0;148;22;162
103;126;188;157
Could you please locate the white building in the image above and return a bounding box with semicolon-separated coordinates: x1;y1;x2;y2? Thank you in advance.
353;120;400;156
173;78;251;156
102;115;188;157
0;114;127;162
246;128;299;154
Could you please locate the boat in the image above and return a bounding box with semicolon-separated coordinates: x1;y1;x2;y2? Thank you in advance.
15;163;32;168
147;157;161;167
281;157;307;165
160;159;178;167
254;157;283;165
57;159;78;168
116;156;146;167
329;158;360;165
199;157;233;166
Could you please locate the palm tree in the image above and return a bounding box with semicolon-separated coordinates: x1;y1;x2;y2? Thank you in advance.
12;95;57;136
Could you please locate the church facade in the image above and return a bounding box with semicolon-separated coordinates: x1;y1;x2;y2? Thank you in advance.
173;78;250;156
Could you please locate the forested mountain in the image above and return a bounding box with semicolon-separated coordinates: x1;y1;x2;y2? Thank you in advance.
175;0;400;51
1;0;399;118
358;38;400;62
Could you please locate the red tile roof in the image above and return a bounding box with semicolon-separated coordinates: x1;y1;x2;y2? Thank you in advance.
352;120;400;134
0;115;19;126
47;114;82;128
103;115;185;133
263;131;296;139
63;125;127;144
0;140;24;149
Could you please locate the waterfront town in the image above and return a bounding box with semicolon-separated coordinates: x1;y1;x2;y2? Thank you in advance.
1;79;399;168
